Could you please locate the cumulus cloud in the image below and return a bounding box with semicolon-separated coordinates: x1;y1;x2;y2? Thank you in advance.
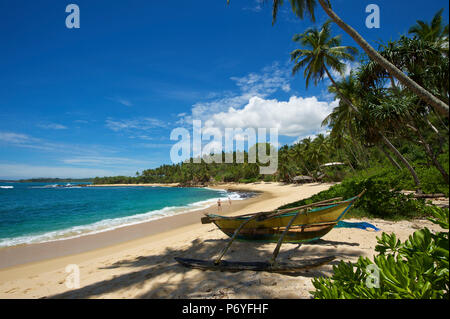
175;62;338;150
204;96;338;138
179;62;292;125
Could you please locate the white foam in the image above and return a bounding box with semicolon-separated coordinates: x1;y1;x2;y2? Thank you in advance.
0;186;14;189
0;190;249;247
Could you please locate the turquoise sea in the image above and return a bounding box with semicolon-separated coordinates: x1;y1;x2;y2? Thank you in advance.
0;182;247;247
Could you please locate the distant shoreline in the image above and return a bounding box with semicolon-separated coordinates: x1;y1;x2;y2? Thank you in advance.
87;183;180;187
0;179;93;183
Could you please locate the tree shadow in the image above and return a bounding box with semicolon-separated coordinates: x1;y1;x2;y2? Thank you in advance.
48;235;365;299
305;239;360;247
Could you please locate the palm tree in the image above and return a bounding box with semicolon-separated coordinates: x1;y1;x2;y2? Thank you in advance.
277;145;294;181
354;90;423;191
319;66;423;191
309;134;329;172
291;20;358;98
323;74;370;166
370;95;449;184
409;8;449;43
290;141;315;179
290;23;417;183
228;0;449;117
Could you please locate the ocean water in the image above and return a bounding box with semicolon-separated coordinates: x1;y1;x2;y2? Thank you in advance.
0;182;246;247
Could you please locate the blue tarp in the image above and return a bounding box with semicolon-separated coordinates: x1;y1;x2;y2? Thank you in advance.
336;221;381;231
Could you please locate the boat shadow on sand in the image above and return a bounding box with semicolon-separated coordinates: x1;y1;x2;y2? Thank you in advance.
47;236;364;299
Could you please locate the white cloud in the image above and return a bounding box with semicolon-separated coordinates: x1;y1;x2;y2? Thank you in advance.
136;143;174;149
0;131;119;155
0;132;51;151
0;132;35;144
179;62;292;125
61;156;148;166
242;0;263;12
205;95;337;137
108;97;133;107
118;99;133;107
230;63;291;95
105;117;167;132
37;123;67;130
74;120;89;124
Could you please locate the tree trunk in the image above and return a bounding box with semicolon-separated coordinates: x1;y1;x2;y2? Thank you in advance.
301;159;316;181
408;123;449;184
323;66;359;114
317;0;449;118
380;134;422;193
377;144;402;170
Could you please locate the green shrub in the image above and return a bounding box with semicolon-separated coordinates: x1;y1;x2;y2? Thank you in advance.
311;207;449;299
238;177;258;184
279;175;435;220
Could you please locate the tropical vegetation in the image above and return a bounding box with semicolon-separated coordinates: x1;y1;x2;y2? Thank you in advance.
311;206;449;299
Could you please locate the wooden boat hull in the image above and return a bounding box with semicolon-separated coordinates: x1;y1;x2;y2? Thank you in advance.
218;221;337;243
209;197;358;243
175;256;336;273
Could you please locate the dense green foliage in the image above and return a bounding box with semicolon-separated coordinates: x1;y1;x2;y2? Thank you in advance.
311;207;449;298
278;167;441;220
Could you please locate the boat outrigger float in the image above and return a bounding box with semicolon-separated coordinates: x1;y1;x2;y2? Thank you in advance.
175;190;366;273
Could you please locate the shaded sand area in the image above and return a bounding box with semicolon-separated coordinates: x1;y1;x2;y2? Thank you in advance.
0;182;443;299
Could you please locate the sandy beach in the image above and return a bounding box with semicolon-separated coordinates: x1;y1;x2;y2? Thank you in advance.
0;182;443;299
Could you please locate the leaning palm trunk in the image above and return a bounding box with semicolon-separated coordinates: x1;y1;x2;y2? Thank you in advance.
324;66;357;114
407;123;449;184
380;134;422;192
377;144;402;170
323;66;422;190
317;0;449;117
300;160;316;182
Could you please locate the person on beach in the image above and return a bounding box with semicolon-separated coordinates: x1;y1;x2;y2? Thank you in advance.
217;199;222;212
228;196;232;206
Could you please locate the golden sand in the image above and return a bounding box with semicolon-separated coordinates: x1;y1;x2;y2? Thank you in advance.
0;182;442;299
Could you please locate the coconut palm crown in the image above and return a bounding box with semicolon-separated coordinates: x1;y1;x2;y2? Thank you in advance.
290;20;358;89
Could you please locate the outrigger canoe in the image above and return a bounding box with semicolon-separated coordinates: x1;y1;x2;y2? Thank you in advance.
175;190;365;273
200;192;364;243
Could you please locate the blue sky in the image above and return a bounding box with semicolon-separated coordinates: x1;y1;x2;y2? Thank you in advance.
0;0;448;179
